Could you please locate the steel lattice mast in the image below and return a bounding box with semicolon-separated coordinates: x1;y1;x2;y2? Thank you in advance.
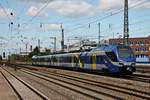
124;0;129;46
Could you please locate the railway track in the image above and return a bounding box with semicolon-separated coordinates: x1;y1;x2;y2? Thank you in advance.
123;73;150;83
136;66;150;73
4;64;150;99
3;66;119;100
4;67;92;100
13;66;150;100
0;67;49;100
18;64;150;83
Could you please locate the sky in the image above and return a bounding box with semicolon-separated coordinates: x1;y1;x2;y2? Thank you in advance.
0;0;150;56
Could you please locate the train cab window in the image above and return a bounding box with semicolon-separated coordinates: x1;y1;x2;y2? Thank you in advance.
106;52;117;62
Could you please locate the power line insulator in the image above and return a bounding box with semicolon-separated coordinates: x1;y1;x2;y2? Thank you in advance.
10;12;13;16
11;22;13;25
18;24;20;28
40;23;42;28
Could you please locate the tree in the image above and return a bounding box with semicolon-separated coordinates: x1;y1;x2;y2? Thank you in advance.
28;47;51;59
33;46;40;54
28;46;40;58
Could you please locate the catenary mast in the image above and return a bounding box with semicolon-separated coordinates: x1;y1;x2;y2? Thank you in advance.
123;0;129;46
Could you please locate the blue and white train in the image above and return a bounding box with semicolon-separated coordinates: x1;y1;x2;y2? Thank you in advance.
32;45;136;74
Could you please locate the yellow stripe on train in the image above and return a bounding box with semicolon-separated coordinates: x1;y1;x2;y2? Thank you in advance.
92;54;96;70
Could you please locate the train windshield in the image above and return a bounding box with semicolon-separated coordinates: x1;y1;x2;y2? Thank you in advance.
118;46;134;58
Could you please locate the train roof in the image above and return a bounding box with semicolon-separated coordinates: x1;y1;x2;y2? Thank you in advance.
32;52;80;59
91;45;127;52
32;45;128;59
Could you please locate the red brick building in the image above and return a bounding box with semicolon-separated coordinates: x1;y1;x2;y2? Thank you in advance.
109;36;150;62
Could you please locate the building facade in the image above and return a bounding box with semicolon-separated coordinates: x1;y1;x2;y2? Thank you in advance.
109;36;150;62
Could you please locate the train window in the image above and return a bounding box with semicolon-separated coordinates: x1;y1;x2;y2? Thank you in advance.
63;56;71;63
64;57;68;63
40;58;43;62
59;57;62;63
53;57;57;62
64;57;66;63
96;56;104;63
79;57;84;64
64;56;67;63
48;58;51;62
45;58;47;61
106;52;118;62
63;57;65;62
90;56;92;63
67;56;72;63
90;55;95;64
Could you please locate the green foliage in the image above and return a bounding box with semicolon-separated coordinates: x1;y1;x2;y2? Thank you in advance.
7;47;52;63
28;47;51;58
33;46;40;54
10;54;26;62
40;49;51;55
28;46;40;58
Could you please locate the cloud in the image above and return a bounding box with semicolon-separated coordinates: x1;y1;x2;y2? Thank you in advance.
26;0;150;18
98;0;150;11
47;0;95;17
44;24;61;30
0;8;15;18
26;6;48;17
26;0;96;18
134;0;150;9
99;0;123;11
17;0;53;3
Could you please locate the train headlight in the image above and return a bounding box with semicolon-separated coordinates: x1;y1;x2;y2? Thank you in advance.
119;62;124;66
127;67;132;72
131;63;136;66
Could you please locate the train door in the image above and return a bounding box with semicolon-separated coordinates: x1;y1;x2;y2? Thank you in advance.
73;55;80;69
92;54;96;70
71;55;74;67
79;57;84;69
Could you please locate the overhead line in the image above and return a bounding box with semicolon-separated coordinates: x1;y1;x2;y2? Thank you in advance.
19;14;150;35
102;17;150;34
66;0;149;33
0;2;11;22
15;0;29;22
58;0;145;27
24;0;53;24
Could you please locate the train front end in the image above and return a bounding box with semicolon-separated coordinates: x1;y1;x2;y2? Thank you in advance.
117;46;136;74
